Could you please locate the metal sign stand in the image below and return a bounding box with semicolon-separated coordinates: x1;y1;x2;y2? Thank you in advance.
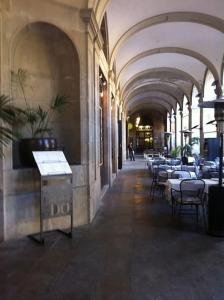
28;151;73;244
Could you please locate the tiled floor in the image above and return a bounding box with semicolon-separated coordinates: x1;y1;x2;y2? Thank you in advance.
1;158;224;300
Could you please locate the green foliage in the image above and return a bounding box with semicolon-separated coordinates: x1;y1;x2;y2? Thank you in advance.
191;137;200;145
171;146;181;158
182;143;192;156
11;68;68;138
182;138;200;157
0;95;21;156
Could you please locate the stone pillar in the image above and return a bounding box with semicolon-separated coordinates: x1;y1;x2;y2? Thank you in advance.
180;109;183;156
81;8;106;221
188;102;192;144
107;71;113;187
174;113;177;148
199;94;204;156
169;114;172;152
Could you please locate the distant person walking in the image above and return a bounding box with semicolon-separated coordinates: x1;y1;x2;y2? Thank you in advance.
128;143;135;161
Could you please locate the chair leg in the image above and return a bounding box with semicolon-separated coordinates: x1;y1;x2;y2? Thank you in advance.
196;205;199;227
171;197;175;216
178;204;182;215
150;181;154;195
150;181;155;200
202;202;207;231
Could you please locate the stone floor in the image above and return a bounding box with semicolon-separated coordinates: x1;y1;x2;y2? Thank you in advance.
1;158;224;300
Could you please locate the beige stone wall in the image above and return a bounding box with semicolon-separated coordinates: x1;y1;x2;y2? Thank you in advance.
11;22;80;164
0;0;108;240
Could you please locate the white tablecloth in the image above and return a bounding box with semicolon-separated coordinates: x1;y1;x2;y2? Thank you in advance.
165;179;223;202
166;170;197;179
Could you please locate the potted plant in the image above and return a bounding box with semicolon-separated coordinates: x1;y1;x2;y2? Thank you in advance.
170;146;181;158
182;137;200;164
0;94;21;157
11;68;68;167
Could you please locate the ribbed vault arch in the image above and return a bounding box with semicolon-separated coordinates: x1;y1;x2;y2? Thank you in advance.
118;47;219;84
121;68;199;100
123;81;188;108
126;96;173;114
110;12;224;69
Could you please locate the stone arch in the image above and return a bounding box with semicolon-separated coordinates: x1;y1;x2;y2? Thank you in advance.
118;47;219;83
126;96;173;114
110;12;224;72
121;68;200;99
123;81;186;108
100;13;109;61
11;21;81;165
124;88;179;117
95;0;110;23
221;54;224;86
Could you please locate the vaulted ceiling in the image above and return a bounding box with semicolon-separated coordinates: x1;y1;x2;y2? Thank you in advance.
93;0;224;116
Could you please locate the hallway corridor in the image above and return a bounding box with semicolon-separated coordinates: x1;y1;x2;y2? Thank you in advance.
1;159;224;300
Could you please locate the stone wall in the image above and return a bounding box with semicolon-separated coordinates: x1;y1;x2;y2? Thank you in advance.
0;0;106;240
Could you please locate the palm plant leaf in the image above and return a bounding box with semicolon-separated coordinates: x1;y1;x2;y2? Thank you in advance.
0;95;21;156
11;68;69;139
36;105;48;122
0;126;16;157
24;109;38;125
33;128;52;138
0;95;21;124
0;126;15;144
51;94;68;112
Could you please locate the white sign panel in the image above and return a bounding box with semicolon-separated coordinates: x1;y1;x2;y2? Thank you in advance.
32;151;72;176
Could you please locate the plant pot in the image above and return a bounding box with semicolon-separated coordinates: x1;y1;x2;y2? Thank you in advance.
181;156;188;165
19;138;58;167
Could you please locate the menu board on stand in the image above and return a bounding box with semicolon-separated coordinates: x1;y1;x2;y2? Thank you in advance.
29;151;73;244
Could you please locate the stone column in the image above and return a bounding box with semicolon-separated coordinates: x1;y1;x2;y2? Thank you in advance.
174;113;177;148
199;94;204;156
188;102;192;144
107;71;113;187
169;114;172;152
81;8;105;221
180;109;183;156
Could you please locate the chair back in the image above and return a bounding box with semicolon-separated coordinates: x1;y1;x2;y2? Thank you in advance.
158;170;168;182
209;170;219;178
180;179;205;199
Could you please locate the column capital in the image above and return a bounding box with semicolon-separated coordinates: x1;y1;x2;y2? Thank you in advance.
213;80;222;98
80;9;103;49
